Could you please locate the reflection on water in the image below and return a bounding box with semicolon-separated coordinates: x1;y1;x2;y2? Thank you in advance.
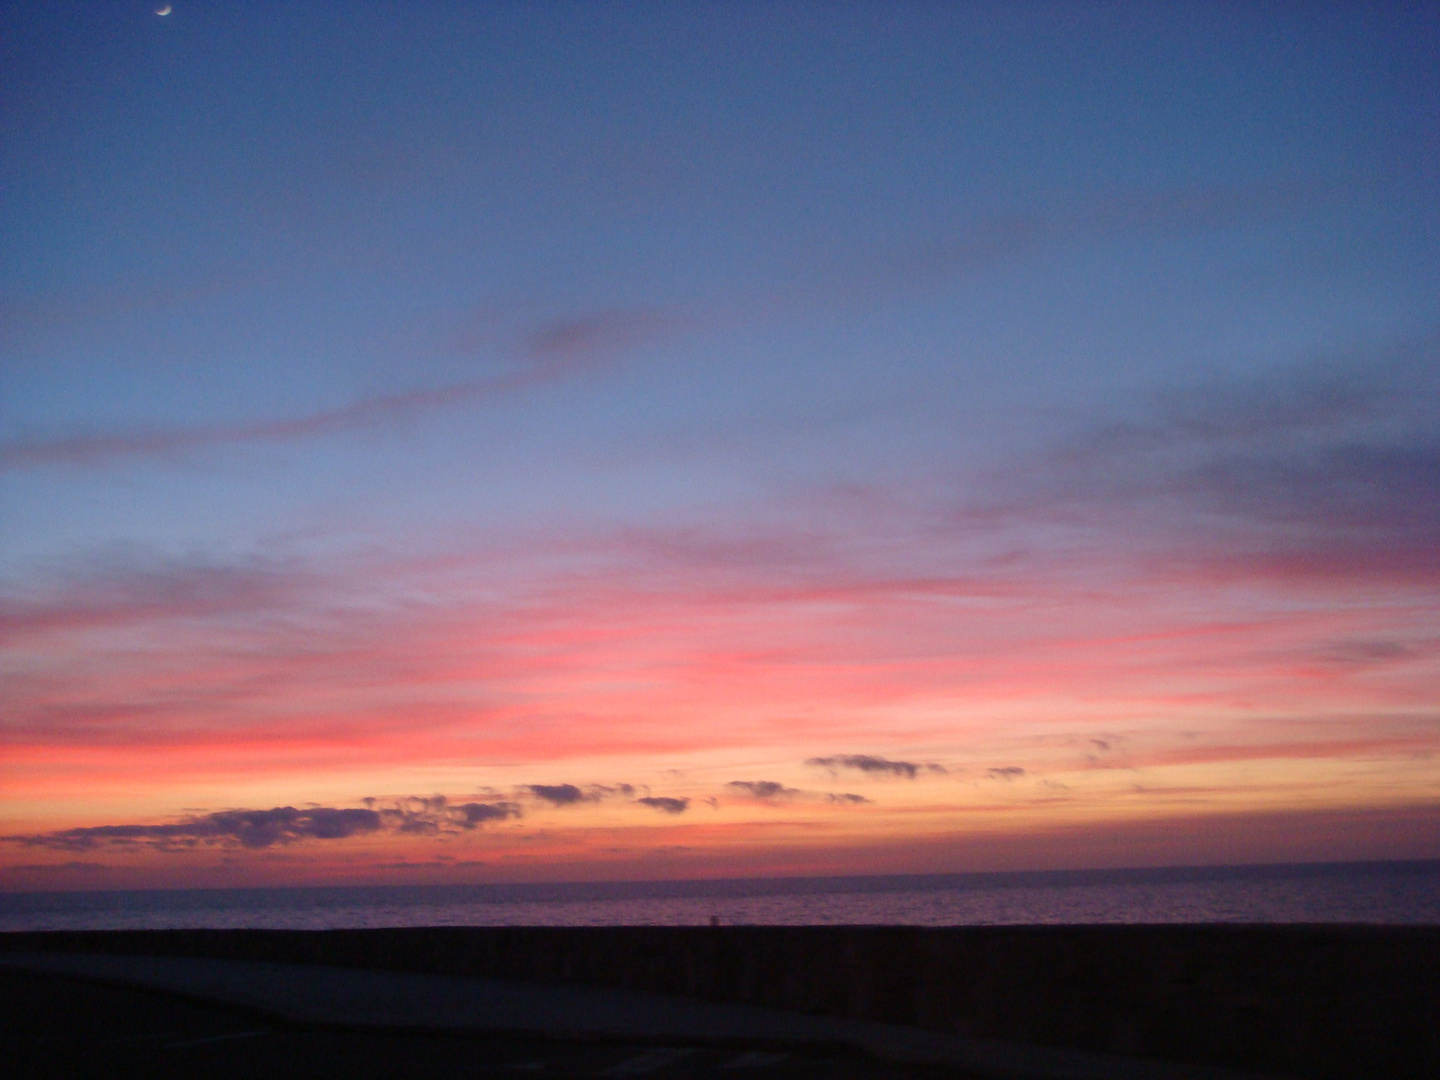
3;860;1436;931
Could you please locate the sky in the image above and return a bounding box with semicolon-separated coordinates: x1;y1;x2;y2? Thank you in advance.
2;1;1438;891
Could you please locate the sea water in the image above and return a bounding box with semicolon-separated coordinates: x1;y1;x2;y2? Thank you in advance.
2;860;1436;932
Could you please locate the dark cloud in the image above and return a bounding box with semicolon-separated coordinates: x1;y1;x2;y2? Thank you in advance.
806;754;945;779
3;797;519;852
979;333;1440;585
724;781;872;807
1187;440;1440;540
4;806;382;852
524;783;640;806
637;796;690;814
987;767;1026;781
453;802;518;826
526;784;587;806
378;796;522;834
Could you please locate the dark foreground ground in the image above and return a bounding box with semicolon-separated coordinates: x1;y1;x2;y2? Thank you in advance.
0;968;978;1080
4;925;1438;1079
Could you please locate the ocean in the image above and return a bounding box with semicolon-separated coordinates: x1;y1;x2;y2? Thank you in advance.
2;860;1436;932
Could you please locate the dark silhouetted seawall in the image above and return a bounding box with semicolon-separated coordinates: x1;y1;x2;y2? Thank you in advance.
3;925;1436;1078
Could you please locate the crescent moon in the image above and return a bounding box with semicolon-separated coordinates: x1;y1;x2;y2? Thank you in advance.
156;5;172;14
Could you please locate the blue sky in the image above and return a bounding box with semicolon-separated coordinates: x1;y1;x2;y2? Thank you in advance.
3;1;1438;887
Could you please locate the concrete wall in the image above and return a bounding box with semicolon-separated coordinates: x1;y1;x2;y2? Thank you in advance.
4;925;1436;1079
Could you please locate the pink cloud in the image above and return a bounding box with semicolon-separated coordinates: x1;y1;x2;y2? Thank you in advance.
5;522;1433;806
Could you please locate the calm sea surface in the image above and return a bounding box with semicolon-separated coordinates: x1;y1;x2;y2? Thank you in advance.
2;861;1436;932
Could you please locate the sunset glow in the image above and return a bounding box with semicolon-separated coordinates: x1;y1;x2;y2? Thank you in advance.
2;2;1437;890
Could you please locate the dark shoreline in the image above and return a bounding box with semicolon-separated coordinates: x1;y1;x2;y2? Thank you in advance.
4;924;1437;1079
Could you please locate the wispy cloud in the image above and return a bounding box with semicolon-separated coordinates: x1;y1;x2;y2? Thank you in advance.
0;552;312;641
0;306;677;472
6;352;1436;811
522;308;680;362
968;332;1440;586
1;380;499;470
1;179;1313;475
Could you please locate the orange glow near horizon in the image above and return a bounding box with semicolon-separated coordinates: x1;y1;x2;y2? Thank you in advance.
5;526;1438;889
4;3;1439;892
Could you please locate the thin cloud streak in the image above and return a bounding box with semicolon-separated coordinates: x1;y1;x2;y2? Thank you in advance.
956;332;1440;586
0;555;313;640
0;306;675;471
5;518;1432;783
0;365;560;471
1;180;1315;474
